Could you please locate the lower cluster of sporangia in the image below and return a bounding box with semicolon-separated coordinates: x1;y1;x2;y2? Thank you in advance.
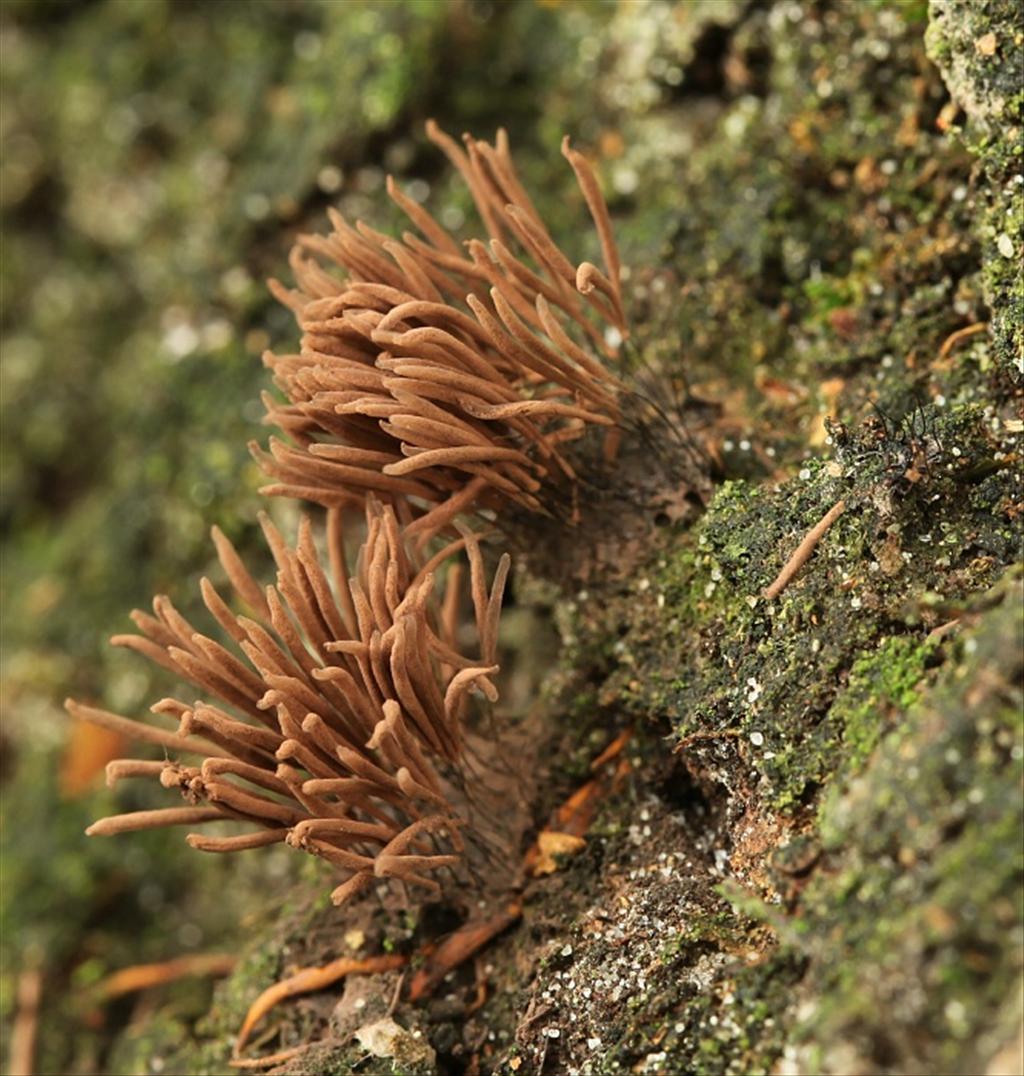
69;121;627;905
69;501;509;904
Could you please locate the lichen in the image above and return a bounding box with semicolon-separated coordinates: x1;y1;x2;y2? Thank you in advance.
927;0;1024;378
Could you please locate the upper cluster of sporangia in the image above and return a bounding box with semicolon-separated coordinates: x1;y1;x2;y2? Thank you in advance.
68;122;627;904
258;120;627;528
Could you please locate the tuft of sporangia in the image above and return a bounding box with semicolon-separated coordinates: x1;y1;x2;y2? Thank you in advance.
256;121;628;526
68;499;510;906
70;124;639;905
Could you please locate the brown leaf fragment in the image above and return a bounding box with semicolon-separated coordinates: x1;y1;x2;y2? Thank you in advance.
407;900;522;1001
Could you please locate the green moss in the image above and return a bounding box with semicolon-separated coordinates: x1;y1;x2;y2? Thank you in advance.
787;573;1024;1073
829;635;932;774
107;1010;194;1076
554;384;1019;820
802;274;859;320
926;0;1024;379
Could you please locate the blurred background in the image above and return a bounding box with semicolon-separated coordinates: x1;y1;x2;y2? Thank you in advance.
4;0;979;1072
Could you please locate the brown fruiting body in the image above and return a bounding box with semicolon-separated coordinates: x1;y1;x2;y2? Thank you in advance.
68;499;508;905
71;123;630;908
258;122;627;522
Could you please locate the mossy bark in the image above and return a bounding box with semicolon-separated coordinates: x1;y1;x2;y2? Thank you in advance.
127;4;1023;1074
3;1;1021;1074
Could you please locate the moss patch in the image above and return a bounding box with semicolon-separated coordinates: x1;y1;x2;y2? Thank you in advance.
927;0;1024;379
788;571;1024;1074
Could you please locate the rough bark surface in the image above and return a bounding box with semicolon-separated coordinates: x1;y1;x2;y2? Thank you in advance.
2;2;1020;1074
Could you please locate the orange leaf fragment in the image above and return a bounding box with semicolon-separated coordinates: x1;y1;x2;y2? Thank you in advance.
525;731;631;876
531;830;587;876
235;954;406;1056
60;720;126;798
589;729;631;772
553;778;604;836
97;953;236;999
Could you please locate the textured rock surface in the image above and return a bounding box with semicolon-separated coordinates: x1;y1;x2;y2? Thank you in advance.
927;0;1024;377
